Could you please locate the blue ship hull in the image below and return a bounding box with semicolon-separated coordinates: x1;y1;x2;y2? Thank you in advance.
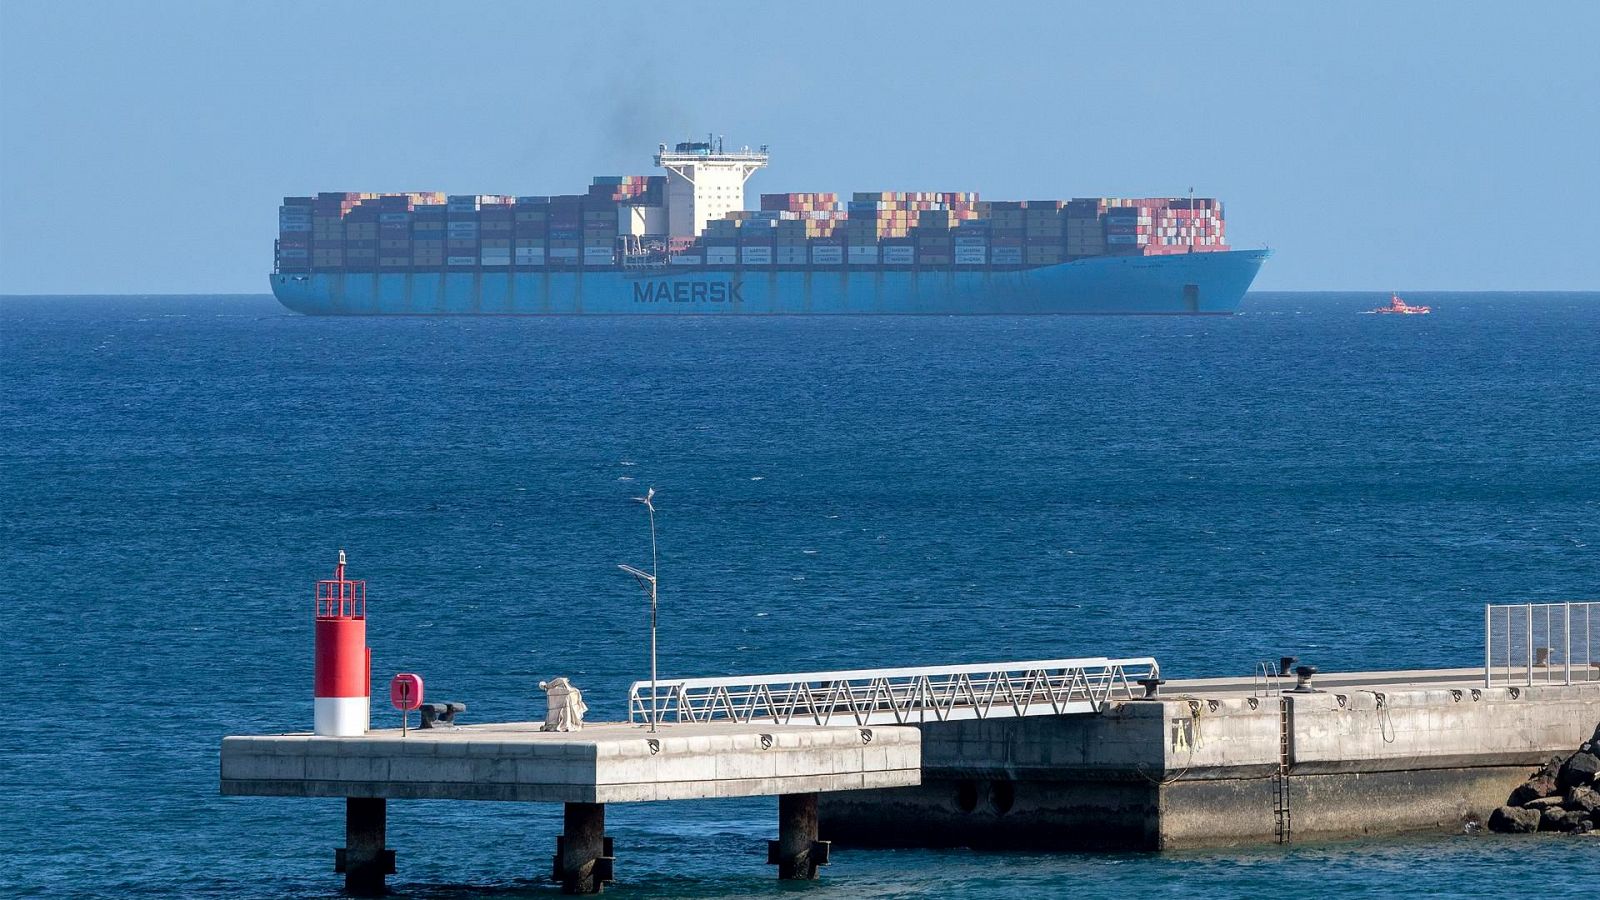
270;249;1267;316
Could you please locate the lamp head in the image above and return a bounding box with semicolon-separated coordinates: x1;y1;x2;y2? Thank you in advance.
619;563;656;586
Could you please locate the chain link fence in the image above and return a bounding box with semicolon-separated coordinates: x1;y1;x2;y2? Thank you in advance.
1485;601;1599;686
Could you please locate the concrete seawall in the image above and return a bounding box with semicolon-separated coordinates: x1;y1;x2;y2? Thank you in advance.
819;669;1600;849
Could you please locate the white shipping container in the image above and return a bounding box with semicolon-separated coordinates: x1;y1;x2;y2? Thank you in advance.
811;248;845;264
847;248;880;263
548;248;580;259
669;254;704;265
447;256;478;266
740;247;773;263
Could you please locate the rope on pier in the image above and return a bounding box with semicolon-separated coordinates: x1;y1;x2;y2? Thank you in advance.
1137;696;1207;786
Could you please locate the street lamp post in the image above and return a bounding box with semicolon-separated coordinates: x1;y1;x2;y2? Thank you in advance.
619;487;659;732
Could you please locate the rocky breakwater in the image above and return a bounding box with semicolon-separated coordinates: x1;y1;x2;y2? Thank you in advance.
1488;723;1600;835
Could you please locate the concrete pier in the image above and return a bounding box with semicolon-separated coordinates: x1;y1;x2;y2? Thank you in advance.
223;662;1598;890
819;667;1600;849
221;720;919;893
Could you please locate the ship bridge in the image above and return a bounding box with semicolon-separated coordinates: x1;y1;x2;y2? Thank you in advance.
655;135;769;240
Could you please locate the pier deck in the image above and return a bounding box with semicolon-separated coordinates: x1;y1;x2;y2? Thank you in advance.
1162;666;1487;696
221;719;918;803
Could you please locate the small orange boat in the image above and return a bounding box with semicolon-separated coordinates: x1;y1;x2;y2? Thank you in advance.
1370;293;1431;315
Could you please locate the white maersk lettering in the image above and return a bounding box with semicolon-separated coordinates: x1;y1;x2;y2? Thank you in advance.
632;280;743;304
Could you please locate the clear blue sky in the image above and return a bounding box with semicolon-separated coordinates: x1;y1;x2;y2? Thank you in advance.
2;1;1596;294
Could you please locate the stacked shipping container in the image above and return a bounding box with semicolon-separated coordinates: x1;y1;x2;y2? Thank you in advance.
1096;198;1226;256
739;193;848;261
276;177;674;274
513;195;548;267
277;197;313;271
275;182;1228;275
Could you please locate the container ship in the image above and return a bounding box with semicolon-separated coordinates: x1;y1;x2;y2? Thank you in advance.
270;138;1267;316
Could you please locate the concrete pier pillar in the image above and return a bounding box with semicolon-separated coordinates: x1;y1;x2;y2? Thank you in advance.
335;797;395;896
554;801;613;895
768;792;830;880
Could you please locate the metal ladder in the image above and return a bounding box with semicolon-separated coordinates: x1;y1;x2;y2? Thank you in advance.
1255;662;1291;844
1273;695;1292;844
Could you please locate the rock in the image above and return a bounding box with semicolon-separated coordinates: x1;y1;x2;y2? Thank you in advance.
1537;755;1566;780
1489;805;1542;834
1525;795;1566;809
1575;819;1596;835
1567;785;1600;814
1541;807;1588;833
1510;776;1560;805
1557;751;1600;791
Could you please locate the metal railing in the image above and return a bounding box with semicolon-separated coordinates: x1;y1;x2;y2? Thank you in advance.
655;149;769;163
627;656;1160;727
1485;601;1598;686
1253;660;1289;697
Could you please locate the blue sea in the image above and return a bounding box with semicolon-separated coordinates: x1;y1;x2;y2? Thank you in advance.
3;292;1598;898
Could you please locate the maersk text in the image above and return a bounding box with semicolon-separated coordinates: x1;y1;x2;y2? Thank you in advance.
633;281;744;303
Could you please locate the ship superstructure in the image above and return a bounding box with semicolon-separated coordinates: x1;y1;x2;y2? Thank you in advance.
654;137;769;240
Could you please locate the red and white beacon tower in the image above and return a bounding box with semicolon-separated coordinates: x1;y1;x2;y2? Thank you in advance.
313;550;370;736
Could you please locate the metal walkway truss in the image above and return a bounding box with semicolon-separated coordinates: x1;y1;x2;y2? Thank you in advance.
628;656;1161;727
